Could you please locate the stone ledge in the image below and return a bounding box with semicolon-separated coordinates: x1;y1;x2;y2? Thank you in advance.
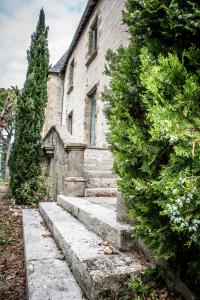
65;143;87;151
85;187;117;197
44;146;55;158
65;177;86;182
85;50;98;67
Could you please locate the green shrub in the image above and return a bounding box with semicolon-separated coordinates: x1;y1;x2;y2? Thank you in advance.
121;267;179;300
103;0;200;292
15;176;46;206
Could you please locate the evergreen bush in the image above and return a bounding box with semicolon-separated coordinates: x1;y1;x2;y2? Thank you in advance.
103;0;200;292
9;9;49;204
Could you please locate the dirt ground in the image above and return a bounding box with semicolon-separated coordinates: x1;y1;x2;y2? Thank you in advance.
0;184;182;300
0;185;26;300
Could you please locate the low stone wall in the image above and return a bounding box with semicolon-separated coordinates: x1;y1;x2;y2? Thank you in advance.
43;133;68;200
43;126;86;200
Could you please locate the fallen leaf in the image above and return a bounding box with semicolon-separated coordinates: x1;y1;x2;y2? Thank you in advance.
104;249;119;255
42;233;51;238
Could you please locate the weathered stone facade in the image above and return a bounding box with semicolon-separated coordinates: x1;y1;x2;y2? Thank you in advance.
44;74;64;135
43;0;129;199
61;0;129;148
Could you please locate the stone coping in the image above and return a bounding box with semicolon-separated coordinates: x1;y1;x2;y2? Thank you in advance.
65;177;86;182
43;125;86;150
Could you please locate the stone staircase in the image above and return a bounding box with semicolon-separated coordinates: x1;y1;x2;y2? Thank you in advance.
84;148;118;197
23;196;150;300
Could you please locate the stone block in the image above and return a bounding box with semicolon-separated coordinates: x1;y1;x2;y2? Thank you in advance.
57;195;136;251
116;192;135;225
85;187;117;197
64;177;86;197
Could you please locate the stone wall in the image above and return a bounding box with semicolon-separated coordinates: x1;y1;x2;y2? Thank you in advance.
62;0;129;148
43;74;64;136
43;126;86;200
43;129;68;200
84;148;114;173
84;147;117;189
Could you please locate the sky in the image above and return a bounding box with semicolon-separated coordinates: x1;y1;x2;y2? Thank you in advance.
0;0;87;88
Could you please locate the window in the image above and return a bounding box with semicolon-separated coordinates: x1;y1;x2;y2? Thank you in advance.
89;19;97;54
86;17;98;66
67;59;74;94
88;91;97;146
67;111;73;135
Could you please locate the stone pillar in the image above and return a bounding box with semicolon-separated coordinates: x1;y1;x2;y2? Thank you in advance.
64;143;87;197
116;192;135;225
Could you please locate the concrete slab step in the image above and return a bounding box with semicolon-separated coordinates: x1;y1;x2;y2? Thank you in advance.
85;196;117;211
23;209;86;300
57;195;135;251
39;202;148;300
85;187;117;197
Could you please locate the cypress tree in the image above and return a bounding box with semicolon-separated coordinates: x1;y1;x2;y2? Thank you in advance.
9;8;49;204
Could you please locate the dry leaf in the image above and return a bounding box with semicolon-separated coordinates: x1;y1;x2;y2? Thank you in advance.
42;233;51;238
98;241;109;246
104;249;119;255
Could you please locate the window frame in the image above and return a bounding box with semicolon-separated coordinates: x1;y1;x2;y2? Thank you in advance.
86;16;98;67
67;111;73;135
67;59;74;94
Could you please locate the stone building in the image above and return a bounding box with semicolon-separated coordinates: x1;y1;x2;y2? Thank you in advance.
43;0;129;200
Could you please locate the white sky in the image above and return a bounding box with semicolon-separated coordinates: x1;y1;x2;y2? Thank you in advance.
0;0;87;88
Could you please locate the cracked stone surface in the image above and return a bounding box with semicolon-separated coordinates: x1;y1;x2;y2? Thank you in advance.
23;209;86;300
39;202;147;300
57;195;135;251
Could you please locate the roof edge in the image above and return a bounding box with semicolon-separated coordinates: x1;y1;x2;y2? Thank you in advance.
50;0;98;75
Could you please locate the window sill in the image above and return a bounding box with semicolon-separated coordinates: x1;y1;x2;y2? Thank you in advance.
67;84;73;95
85;51;98;67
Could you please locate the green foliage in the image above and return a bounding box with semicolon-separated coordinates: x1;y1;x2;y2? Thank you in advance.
16;176;46;206
121;267;174;300
4;186;13;199
103;0;200;292
0;88;7;111
0;238;11;246
9;9;49;204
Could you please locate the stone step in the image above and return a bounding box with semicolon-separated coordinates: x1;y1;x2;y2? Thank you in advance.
85;187;117;197
86;177;117;188
22;209;86;300
84;170;117;179
39;202;148;300
57;195;135;251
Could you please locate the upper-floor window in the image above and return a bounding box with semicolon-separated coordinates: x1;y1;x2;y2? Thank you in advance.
89;19;98;54
67;59;74;94
86;17;98;67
